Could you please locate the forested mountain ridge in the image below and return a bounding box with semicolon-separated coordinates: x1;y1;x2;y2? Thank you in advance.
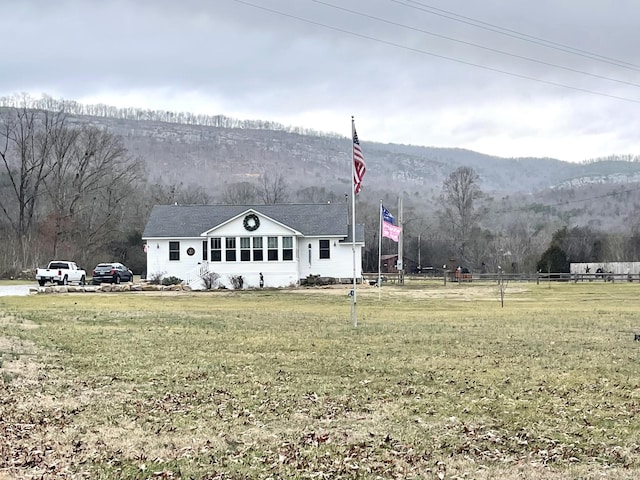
65;110;640;239
52;110;640;197
40;108;640;237
2;99;640;278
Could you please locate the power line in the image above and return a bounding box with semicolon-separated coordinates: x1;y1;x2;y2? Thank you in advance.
494;183;640;215
313;0;640;89
393;0;640;72
231;0;640;104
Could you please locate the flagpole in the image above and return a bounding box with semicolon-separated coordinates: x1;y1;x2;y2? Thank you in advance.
398;195;404;285
378;200;382;301
350;116;358;327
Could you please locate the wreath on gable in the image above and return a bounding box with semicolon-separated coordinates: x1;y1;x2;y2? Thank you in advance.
243;213;260;231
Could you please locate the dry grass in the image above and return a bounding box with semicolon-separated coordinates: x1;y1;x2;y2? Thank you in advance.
1;281;639;479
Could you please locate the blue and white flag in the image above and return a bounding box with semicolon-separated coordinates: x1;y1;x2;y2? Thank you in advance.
381;204;394;225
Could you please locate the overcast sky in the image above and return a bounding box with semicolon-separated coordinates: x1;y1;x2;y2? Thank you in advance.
3;0;640;162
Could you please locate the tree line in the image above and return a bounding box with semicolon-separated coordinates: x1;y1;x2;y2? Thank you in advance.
2;104;640;279
0;105;338;276
0;94;338;138
390;166;640;275
0;106;145;274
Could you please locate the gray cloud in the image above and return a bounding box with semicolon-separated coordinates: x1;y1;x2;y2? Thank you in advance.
2;0;639;161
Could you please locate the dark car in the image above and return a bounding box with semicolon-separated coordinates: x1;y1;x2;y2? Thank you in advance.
92;262;134;285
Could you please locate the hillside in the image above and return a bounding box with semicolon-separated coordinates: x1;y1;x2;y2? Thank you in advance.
58;113;640;198
4;102;640;277
3;104;640;233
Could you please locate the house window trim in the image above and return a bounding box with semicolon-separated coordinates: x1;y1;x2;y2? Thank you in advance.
211;237;222;262
253;236;264;262
205;234;297;263
319;239;331;260
267;236;279;262
225;237;237;262
283;236;294;261
169;241;180;261
240;237;251;262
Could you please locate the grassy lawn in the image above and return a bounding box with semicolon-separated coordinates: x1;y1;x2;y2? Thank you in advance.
1;281;639;479
0;279;33;286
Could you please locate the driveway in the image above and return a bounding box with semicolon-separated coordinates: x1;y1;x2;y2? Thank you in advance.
0;285;32;296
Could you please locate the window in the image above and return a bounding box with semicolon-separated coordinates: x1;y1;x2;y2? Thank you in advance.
240;237;251;261
169;241;180;261
283;236;293;261
226;237;236;262
268;236;278;261
211;237;222;262
319;240;330;259
253;237;263;261
202;240;208;261
50;262;70;269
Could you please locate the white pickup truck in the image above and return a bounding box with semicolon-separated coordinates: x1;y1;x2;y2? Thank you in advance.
35;261;87;286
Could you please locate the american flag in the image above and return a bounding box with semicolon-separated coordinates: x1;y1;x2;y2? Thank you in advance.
352;121;366;194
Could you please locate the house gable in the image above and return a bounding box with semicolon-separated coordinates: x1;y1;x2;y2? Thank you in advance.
142;203;362;241
201;209;302;237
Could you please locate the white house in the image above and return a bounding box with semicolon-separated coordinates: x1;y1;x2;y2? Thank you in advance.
142;203;365;289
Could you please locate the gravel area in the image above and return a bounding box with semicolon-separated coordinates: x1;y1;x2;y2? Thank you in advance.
0;285;32;296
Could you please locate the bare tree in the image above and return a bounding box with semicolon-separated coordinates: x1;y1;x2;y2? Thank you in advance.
221;181;257;205
155;182;211;205
480;221;538;273
41;125;81;258
622;223;640;261
175;184;211;205
260;173;288;204
36;125;142;266
439;166;482;262
497;266;508;307
295;185;341;204
604;233;627;262
70;128;142;267
0;106;64;269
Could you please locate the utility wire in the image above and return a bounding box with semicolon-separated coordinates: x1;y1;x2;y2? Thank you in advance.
494;183;640;215
313;0;640;89
393;0;640;72
231;0;640;104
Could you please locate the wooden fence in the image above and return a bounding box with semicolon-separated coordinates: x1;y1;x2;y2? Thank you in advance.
364;272;640;284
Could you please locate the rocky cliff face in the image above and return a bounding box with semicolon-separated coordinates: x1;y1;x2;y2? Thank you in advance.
61;113;640;197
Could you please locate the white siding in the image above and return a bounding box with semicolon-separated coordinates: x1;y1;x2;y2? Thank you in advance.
146;238;205;284
298;238;362;280
144;212;364;289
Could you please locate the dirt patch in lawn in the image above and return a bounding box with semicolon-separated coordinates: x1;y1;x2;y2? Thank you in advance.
294;283;531;300
0;316;42;386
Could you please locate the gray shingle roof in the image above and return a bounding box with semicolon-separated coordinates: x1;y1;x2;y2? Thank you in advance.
142;203;364;241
